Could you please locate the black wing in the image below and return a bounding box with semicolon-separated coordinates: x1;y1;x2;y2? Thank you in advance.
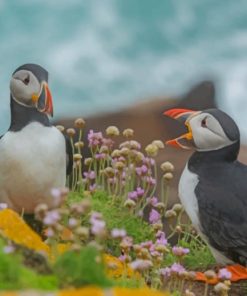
65;135;73;175
196;162;247;265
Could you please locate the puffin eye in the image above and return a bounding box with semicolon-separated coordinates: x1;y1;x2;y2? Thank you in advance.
23;75;30;85
201;118;207;128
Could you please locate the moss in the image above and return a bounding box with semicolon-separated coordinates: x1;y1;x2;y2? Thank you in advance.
68;191;153;255
54;246;113;288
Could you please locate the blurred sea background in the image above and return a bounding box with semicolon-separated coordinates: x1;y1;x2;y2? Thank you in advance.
1;0;247;139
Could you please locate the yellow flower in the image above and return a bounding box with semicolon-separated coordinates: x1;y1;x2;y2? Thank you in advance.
0;209;49;254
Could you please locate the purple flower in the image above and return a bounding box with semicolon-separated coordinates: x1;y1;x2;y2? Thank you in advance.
0;203;7;210
218;268;232;280
88;130;103;147
3;245;15;254
130;259;153;271
143;157;155;166
91;219;106;236
68;218;78;228
136;187;145;197
89;184;97;192
156;231;167;246
136;165;148;176
118;254;127;262
46;228;55;238
95;153;106;160
160;267;171;279
172;246;190;256
43;210;60;225
145;176;156;186
111;228;126;239
149;209;161;224
128;191;138;200
147;196;158;206
170;263;186;275
140;241;153;249
102;138;114;149
83;171;96;180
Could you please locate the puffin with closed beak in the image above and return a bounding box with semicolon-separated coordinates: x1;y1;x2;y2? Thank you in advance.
164;108;247;269
0;63;72;213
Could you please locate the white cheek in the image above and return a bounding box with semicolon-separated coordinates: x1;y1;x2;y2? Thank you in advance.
10;76;40;103
192;127;228;150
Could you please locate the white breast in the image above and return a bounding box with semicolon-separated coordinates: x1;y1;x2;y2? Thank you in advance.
179;163;233;265
0;122;66;213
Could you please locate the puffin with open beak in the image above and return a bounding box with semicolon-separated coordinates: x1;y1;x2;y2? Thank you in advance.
0;63;72;213
164;108;247;267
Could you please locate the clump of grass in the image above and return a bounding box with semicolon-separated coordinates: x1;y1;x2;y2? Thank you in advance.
54;246;113;288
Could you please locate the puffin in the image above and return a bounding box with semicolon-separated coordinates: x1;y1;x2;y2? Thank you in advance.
0;63;72;213
164;108;247;267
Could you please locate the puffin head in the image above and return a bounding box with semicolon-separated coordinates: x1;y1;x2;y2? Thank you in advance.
10;63;53;117
164;108;240;151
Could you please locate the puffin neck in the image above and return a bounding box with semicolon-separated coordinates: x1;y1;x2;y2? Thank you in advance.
188;141;240;168
9;96;51;132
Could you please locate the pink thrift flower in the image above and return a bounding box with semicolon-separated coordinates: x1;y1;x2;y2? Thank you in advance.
130;259;153;271
128;191;138;200
111;228;126;239
136;187;145;197
3;245;15;254
156;231;167;246
172;246;190;256
0;203;7;210
149;209;161;224
160;267;171;279
43;210;60;225
218;268;232;280
147;196;158;206
170;263;186;275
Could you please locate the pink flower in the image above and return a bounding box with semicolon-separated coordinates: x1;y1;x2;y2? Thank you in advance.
89;184;97;192
43;210;60;225
95;153;106;160
170;263;186;275
140;241;153;249
136;187;145;197
156;231;167;246
218;268;232;280
128;191;138;200
88;130;103;147
172;246;190;256
145;176;156;186
160;267;171;279
0;203;7;210
130;259;153;271
147;196;158;206
46;228;55;238
111;228;126;239
136;165;148;176
3;245;15;254
83;171;96;180
91;219;106;236
149;209;161;224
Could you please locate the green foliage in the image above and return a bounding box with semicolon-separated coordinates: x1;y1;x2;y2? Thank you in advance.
0;239;58;290
68;191;154;255
54;246;113;288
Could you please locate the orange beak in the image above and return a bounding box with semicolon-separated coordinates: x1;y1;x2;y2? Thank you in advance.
33;82;53;117
163;108;200;149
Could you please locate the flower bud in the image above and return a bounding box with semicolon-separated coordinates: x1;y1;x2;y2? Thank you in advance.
74;118;85;129
152;140;165;149
99;145;109;154
120;147;130;157
160;161;175;173
104;167;115;178
84;158;93;166
152;223;163;231
111;149;121;158
172;203;183;213
73;154;82;161
165;209;177;219
124;199;136;208
214;282;229;294
115;161;125;171
74;141;84;149
155;202;165;211
145;144;158;157
163;172;173;181
204;270;217;280
56;125;65;132
106;126;120;137
66;128;76;137
75;226;89;239
123;128;134;138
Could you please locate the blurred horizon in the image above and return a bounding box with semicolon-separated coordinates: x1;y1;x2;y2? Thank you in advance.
1;0;247;140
